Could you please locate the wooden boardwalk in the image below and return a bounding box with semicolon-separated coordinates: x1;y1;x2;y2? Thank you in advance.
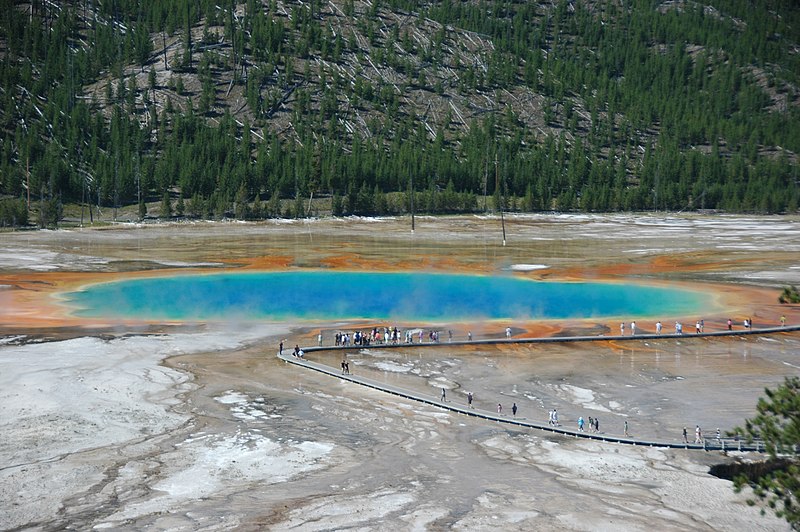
304;324;800;352
277;324;800;452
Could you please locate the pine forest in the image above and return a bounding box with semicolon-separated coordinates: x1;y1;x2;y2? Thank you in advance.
1;0;799;227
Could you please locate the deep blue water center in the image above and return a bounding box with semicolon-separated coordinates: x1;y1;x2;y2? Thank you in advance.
63;271;708;322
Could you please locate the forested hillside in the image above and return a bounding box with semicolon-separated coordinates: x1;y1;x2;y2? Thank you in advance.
1;0;799;226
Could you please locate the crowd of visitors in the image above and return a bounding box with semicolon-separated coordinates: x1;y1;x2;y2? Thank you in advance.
332;327;453;347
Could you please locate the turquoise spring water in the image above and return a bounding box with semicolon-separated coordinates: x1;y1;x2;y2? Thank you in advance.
61;271;710;322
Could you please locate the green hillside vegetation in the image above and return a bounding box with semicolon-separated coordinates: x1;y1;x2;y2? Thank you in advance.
0;0;799;226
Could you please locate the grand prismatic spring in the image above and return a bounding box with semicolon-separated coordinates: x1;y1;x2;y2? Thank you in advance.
1;214;799;531
61;271;712;322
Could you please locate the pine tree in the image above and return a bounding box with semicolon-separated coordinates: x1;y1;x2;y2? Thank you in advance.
160;190;172;218
138;196;147;220
734;377;800;528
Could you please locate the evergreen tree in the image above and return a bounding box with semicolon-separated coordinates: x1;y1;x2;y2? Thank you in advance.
734;377;800;528
160;190;172;218
138;196;147;220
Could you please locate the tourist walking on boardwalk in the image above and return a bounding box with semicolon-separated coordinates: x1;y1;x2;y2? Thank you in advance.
468;331;473;341
553;409;559;426
341;360;347;374
683;427;688;443
716;428;721;442
675;322;682;334
620;322;625;336
318;333;323;346
624;420;629;437
700;319;704;332
727;318;733;330
656;321;662;334
441;388;447;402
594;417;599;432
512;403;518;417
696;321;701;334
695;425;702;443
578;416;585;431
467;392;473;408
497;403;503;414
279;340;284;355
630;321;636;335
588;416;594;432
506;327;511;338
781;315;786;327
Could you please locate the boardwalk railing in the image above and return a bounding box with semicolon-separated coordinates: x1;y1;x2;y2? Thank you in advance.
278;349;780;453
281;326;799;451
303;324;800;353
